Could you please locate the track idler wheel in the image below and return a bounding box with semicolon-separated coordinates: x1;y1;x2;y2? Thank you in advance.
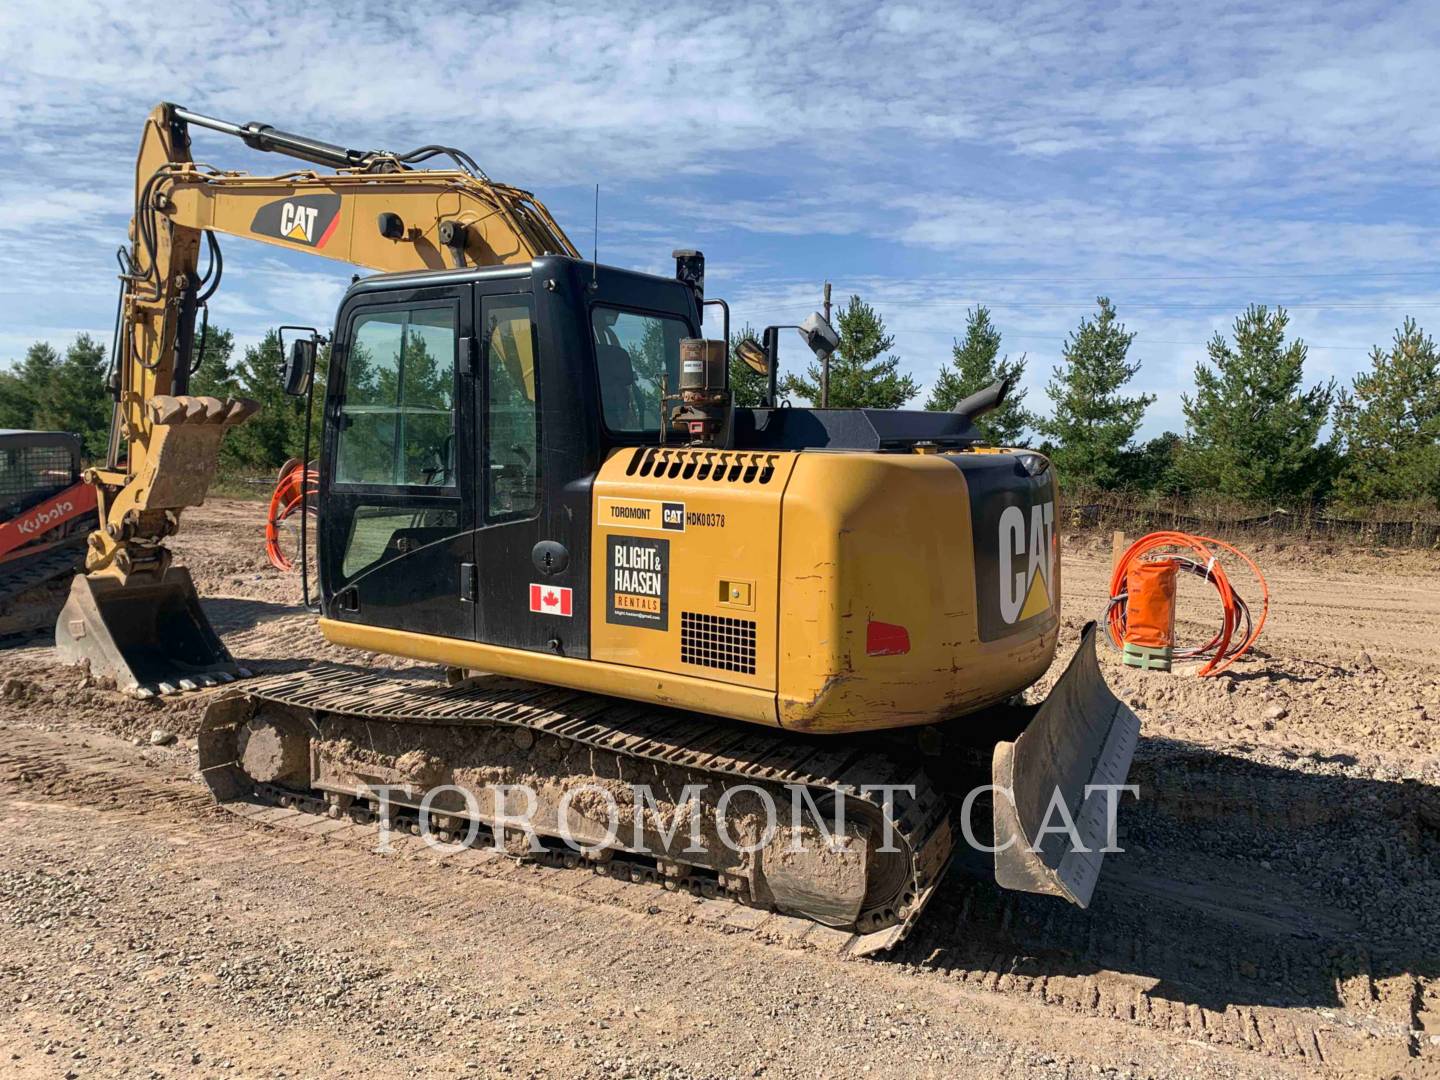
760;792;916;931
198;692;314;802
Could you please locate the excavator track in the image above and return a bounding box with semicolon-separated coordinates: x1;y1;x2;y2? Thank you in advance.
199;665;956;956
0;538;86;641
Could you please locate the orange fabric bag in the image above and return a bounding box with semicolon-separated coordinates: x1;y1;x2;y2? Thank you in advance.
1124;559;1177;650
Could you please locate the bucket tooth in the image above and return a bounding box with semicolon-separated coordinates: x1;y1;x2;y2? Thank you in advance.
991;622;1139;907
225;398;261;424
149;395;184;424
53;567;239;694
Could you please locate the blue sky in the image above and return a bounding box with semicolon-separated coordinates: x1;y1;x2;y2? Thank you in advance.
3;0;1439;436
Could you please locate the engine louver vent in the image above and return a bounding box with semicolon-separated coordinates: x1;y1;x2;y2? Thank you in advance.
680;612;757;675
626;447;778;485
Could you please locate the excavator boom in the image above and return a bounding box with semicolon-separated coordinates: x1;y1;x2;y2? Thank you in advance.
56;103;578;692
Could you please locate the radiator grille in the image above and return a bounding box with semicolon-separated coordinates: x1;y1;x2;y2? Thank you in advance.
626;447;778;485
680;612;757;675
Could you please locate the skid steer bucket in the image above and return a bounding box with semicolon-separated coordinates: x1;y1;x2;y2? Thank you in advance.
54;567;242;696
991;622;1140;907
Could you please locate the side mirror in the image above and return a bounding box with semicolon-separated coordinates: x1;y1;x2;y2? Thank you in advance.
797;312;840;358
735;338;769;376
283;337;317;397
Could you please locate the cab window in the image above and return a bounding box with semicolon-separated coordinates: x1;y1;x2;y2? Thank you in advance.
591;306;689;433
335;305;457;489
484;295;540;518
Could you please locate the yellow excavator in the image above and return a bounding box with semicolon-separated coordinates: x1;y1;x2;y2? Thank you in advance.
55;103;1138;955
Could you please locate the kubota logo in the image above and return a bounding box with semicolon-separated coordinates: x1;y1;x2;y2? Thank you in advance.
15;499;73;535
997;500;1054;625
250;194;341;249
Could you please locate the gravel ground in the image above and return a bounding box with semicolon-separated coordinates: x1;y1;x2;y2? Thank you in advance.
1;498;1438;1079
0;726;1284;1080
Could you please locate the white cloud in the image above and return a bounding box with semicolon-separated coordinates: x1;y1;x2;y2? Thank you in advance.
2;0;1437;439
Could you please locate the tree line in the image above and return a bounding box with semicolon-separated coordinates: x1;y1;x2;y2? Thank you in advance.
0;328;315;471
730;295;1438;511
3;294;1436;513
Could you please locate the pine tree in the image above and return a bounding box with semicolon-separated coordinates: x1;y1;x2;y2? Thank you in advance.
781;295;918;409
189;326;238;398
1179;305;1336;503
222;331;296;470
0;338;111;458
728;323;767;408
1332;318;1440;509
44;335;111;458
392;330;449;485
1038;297;1154;489
1119;431;1187;494
0;342;60;429
631;318;669;390
925;305;1032;444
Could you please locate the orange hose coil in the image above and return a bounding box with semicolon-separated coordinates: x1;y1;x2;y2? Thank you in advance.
265;459;318;573
1106;531;1269;676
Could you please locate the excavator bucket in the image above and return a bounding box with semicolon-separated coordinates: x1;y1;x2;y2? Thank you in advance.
54;566;242;696
991;622;1140;906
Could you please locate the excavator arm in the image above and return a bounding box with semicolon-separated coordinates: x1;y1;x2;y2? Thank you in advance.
58;103;578;693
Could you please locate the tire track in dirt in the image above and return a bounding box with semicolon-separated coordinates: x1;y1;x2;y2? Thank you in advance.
893;737;1440;1077
2;723;1431;1077
3;727;1293;1080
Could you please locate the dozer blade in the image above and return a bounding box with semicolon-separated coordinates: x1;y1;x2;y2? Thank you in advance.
991;621;1139;907
54;567;243;696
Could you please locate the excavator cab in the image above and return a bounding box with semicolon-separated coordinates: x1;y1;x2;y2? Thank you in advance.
310;257;698;653
58;249;702;692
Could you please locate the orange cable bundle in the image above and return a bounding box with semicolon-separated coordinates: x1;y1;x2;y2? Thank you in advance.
1105;531;1269;676
265;458;318;572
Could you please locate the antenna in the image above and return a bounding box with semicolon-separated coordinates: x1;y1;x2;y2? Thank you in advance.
592;184;600;286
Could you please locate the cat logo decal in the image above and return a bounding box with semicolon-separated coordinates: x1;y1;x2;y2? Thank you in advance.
997;500;1055;626
962;456;1059;642
250;194;341;248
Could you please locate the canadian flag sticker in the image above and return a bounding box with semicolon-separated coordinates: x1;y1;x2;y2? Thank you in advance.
529;583;573;617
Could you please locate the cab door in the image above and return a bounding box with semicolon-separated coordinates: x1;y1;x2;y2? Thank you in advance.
319;284;478;640
471;283;586;656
